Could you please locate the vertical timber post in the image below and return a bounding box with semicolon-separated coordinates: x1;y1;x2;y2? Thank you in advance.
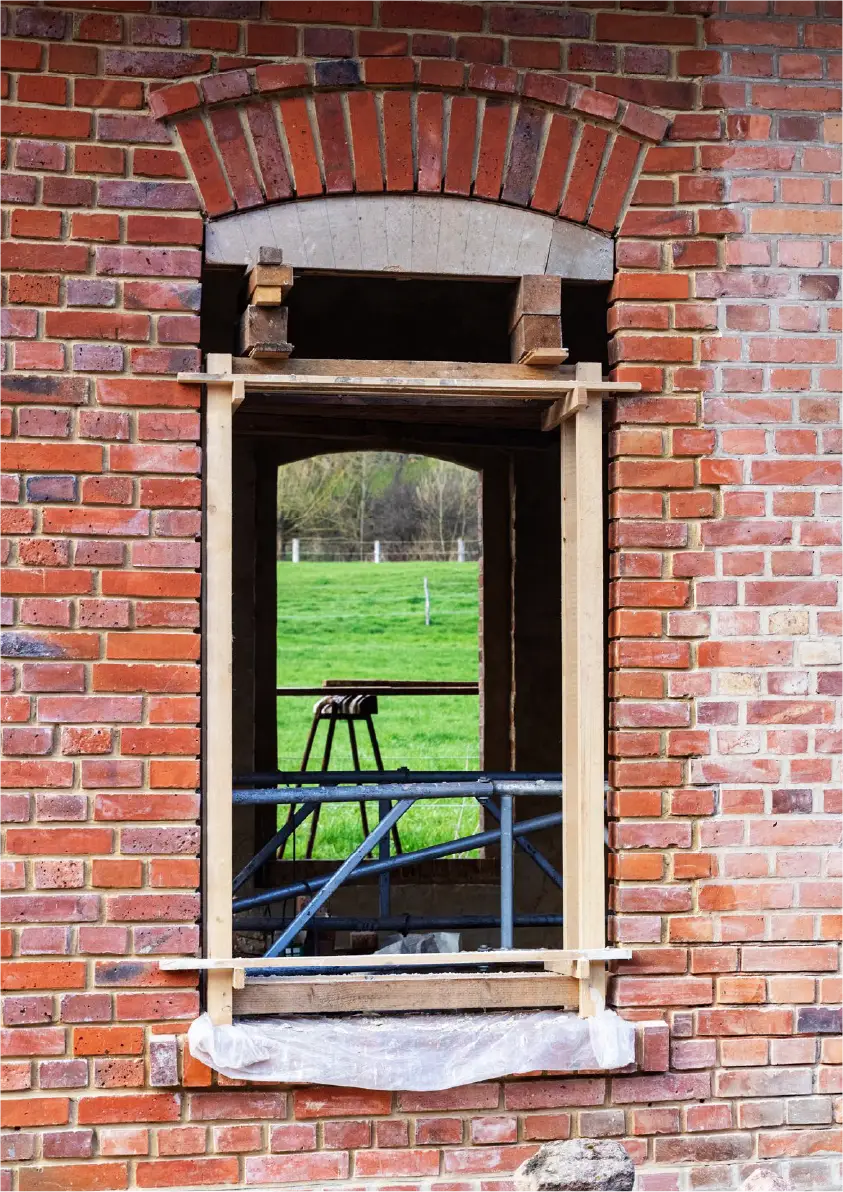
204;353;236;1025
561;361;607;1015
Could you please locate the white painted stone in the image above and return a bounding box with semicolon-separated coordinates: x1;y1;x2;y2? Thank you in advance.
326;196;362;270
247;207;282;261
205;195;614;280
268;204;306;264
717;672;761;695
356;196;388;272
384;195;413;271
769;609;810;635
297;198;335;268
410;196;442;273
463;201;499;275
798;640;841;666
547;216;614;282
740;1169;788;1192
436;198;470;274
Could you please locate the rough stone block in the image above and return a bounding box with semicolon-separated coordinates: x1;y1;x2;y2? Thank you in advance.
515;1139;634;1191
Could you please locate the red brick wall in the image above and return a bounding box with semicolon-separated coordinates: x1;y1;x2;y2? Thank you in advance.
1;3;841;1190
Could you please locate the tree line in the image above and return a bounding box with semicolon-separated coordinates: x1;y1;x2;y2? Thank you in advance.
277;452;480;561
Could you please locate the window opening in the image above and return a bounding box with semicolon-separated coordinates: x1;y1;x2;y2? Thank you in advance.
168;261;639;1024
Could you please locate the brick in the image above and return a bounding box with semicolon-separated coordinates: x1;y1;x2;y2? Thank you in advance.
0;1093;69;1129
277;97;322;198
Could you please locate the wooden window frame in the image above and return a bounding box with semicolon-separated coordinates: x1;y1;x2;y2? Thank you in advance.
163;355;638;1023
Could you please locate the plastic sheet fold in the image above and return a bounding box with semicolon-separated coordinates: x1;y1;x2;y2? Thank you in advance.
187;1009;635;1090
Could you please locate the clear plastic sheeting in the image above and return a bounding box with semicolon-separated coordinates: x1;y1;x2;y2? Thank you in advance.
187;1009;635;1091
376;932;460;955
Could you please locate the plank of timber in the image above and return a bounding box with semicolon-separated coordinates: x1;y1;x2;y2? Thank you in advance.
160;948;630;972
522;347;569;367
177;368;640;405
234;971;578;1015
180;359;640;391
248;263;293;295
511;314;563;364
229;359;578;380
204;353;236;1026
561;361;608;1017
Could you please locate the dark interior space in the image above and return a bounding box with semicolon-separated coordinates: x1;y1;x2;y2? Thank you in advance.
200;266;610;369
563;282;611;371
286;273;515;362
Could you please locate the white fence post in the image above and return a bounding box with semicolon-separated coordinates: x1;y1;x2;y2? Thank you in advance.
457;538;465;563
291;538;300;563
373;540;381;564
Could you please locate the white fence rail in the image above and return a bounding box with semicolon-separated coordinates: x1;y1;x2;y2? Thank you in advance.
284;538;481;563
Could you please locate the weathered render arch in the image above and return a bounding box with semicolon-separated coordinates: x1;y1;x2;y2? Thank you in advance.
205;194;613;281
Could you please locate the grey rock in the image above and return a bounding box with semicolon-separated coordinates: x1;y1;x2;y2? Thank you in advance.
515;1139;635;1191
740;1171;788;1192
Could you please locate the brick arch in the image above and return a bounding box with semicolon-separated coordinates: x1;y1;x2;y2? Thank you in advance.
150;58;670;233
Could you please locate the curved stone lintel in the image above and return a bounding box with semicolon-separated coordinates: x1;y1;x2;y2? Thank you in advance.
205;195;613;283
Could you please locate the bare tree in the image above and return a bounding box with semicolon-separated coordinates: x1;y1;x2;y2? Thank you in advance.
416;460;477;557
277;452;479;560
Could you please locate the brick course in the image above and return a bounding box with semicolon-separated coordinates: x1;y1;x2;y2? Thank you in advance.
0;2;841;1190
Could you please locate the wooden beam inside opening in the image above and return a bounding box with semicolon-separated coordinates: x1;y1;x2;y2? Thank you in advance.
234;971;578;1015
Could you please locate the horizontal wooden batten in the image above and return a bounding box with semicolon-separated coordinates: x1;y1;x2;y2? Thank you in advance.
178;359;639;410
233;971;580;1015
162;947;631;973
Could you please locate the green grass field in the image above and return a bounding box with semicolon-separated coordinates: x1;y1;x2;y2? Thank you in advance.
276;562;480;859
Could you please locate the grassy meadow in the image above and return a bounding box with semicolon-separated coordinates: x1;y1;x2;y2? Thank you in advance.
276;561;481;859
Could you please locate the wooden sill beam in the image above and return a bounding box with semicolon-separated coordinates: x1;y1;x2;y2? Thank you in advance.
233;971;579;1015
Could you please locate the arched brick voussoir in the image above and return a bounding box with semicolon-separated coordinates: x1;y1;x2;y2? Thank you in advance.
149;59;671;229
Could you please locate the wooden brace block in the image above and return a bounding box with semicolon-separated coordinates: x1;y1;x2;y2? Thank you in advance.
542;386;588;430
543;959;575;977
251;284;285;306
511;314;563;365
578;962;607;1019
248;263;294;300
239;305;292;360
522;346;569;368
207;969;233;1026
509;275;562;329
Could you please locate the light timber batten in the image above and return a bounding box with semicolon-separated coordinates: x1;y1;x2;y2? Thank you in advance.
561;361;608;1016
162;947;631;973
203;354;236;1027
